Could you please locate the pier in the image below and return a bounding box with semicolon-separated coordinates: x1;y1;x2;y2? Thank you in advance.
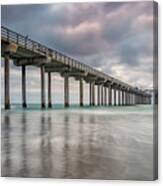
1;26;151;109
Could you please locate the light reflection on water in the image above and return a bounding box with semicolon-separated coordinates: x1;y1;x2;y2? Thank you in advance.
1;105;153;180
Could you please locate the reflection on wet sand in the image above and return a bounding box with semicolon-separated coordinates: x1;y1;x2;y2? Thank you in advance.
1;107;153;180
2;114;11;176
19;112;28;177
39;113;53;177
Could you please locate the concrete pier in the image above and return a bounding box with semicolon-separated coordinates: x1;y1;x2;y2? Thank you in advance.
108;86;112;106
128;92;130;105
136;94;138;104
1;26;152;109
22;65;27;108
64;75;69;107
92;83;95;106
97;85;100;106
118;89;121;106
89;83;92;106
128;92;131;105
114;88;116;106
101;85;104;106
130;92;132;105
40;66;46;109
125;91;128;105
48;72;52;108
122;90;124;106
79;79;83;106
4;56;10;109
104;87;107;106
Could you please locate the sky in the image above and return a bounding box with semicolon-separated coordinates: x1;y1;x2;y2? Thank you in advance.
1;2;155;104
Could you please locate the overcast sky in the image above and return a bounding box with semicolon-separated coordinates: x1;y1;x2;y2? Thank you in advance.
1;2;154;104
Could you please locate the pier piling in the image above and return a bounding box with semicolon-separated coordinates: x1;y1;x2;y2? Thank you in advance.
104;87;107;106
108;86;112;106
4;56;10;109
40;65;46;109
97;85;100;106
48;72;52;108
22;65;27;108
92;83;95;106
64;75;69;107
118;89;121;106
89;82;92;106
101;85;104;106
122;90;124;106
114;88;116;106
79;79;83;106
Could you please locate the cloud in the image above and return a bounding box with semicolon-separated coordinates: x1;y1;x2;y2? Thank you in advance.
1;2;154;103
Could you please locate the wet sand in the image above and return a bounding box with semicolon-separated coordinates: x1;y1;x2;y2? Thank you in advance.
1;105;154;180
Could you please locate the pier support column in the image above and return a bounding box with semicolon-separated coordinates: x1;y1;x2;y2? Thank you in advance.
97;85;100;106
122;90;124;106
129;92;131;105
125;91;128;105
48;72;52;108
101;85;104;106
104;87;107;106
64;75;69;107
40;65;46;109
79;79;83;106
22;65;27;108
128;92;131;105
132;93;134;105
131;92;133;105
4;56;10;109
135;93;138;105
118;89;121;106
92;83;95;106
133;92;135;105
138;94;140;104
136;94;138;104
108;86;112;106
89;82;92;106
149;96;151;104
131;93;133;104
114;88;116;106
131;92;134;105
137;94;140;104
143;96;145;104
134;94;136;105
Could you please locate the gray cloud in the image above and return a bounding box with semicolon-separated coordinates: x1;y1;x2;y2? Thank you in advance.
1;2;154;103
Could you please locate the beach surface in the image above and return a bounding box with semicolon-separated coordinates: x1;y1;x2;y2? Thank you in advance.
1;105;154;180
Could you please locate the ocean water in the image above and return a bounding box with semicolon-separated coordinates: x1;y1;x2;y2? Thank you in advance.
1;104;154;180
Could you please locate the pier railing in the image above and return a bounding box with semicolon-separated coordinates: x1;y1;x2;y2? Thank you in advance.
1;26;132;88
